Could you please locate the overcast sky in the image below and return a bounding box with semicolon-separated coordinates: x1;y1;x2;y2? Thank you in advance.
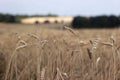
0;0;120;16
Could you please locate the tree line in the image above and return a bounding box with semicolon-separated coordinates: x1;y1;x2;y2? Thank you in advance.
0;13;120;28
0;13;58;23
72;15;120;28
0;13;16;23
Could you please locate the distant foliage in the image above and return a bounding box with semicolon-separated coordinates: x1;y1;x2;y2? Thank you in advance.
0;13;16;23
72;15;120;28
0;13;58;23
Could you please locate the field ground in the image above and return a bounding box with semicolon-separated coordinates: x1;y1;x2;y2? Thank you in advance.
0;23;120;80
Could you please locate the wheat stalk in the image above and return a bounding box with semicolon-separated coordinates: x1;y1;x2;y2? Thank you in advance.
28;33;39;40
100;42;113;47
5;40;28;80
87;48;92;60
110;35;115;45
56;68;64;80
41;67;46;80
64;25;77;37
96;57;101;67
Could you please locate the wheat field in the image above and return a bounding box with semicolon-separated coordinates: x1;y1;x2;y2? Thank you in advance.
0;23;120;80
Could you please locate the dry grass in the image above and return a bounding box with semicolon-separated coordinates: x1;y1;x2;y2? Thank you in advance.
0;23;120;80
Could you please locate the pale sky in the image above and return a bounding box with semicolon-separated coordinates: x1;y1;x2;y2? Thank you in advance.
0;0;120;16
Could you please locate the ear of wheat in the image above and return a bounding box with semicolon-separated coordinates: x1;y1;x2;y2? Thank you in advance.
64;26;77;37
96;57;101;67
28;34;39;40
87;48;92;60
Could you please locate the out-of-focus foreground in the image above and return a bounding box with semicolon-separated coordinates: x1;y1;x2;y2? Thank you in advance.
0;23;120;80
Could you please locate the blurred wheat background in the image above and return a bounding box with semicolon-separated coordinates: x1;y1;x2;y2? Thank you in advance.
0;23;120;80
